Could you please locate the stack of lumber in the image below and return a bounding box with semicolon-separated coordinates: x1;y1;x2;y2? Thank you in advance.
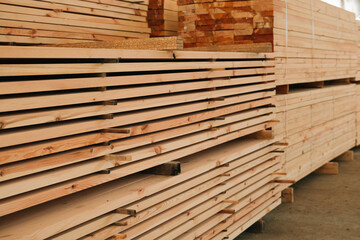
356;20;360;82
178;0;357;85
0;0;150;45
0;46;282;239
356;85;360;146
178;0;273;48
354;21;360;146
273;84;356;184
148;0;179;37
0;138;283;240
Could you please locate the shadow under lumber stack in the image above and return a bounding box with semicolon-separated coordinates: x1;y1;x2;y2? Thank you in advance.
0;0;151;45
0;46;282;239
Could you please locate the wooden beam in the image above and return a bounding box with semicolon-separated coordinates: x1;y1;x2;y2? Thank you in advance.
315;162;339;175
335;150;354;162
281;187;294;203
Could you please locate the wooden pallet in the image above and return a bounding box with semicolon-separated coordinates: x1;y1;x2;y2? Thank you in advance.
178;0;357;85
0;0;151;44
273;84;356;186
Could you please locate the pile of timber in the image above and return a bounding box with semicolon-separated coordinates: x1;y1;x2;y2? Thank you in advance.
178;0;357;85
0;46;282;239
356;20;360;82
0;138;283;240
274;84;356;184
356;85;360;146
148;0;179;37
354;21;360;146
0;0;150;45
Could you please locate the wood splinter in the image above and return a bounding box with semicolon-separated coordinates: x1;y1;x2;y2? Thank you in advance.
102;128;131;134
143;161;181;176
115;208;136;216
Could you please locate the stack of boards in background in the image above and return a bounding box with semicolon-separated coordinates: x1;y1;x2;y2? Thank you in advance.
0;46;284;239
355;20;360;146
0;0;151;44
274;85;356;185
148;0;179;36
178;0;357;86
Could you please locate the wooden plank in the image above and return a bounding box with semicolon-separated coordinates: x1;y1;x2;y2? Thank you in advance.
0;60;274;77
48;36;183;50
0;68;273;95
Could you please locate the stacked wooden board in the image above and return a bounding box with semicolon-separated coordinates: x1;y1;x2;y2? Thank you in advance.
356;85;360;146
148;0;179;36
0;46;283;239
178;0;357;85
355;21;360;146
356;20;360;82
0;138;283;240
273;85;356;184
0;0;151;44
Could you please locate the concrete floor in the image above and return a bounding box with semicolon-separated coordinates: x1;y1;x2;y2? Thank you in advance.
237;147;360;240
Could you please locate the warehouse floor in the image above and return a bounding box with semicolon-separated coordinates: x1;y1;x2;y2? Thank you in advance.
237;147;360;240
